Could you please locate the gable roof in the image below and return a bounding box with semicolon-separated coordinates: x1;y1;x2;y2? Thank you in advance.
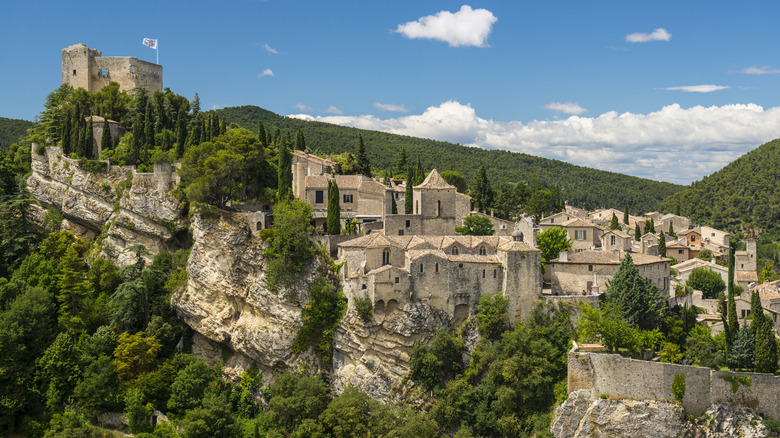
602;229;631;239
414;169;455;190
551;250;669;265
561;218;601;228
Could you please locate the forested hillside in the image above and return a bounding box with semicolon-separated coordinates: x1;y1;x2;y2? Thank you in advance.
216;105;683;213
0;116;35;151
659;138;780;244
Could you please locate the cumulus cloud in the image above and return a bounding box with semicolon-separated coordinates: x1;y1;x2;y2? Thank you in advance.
739;65;780;75
326;106;343;115
663;85;729;93
374;102;409;113
626;28;672;43
257;69;274;78
543;102;587;115
288;100;780;184
295;102;312;111
263;43;279;54
395;5;497;48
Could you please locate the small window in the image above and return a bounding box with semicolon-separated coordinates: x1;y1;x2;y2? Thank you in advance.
452;246;459;255
588;265;593;272
691;236;696;242
343;194;353;203
610;236;616;245
130;65;135;74
493;269;497;278
575;230;586;240
678;249;684;254
405;220;411;228
551;218;554;223
382;248;390;266
72;69;76;75
712;233;715;237
361;284;367;290
416;201;419;214
435;263;439;273
459;263;463;268
479;246;486;256
420;264;423;273
398;230;404;236
395;277;399;284
100;68;108;77
500;224;506;229
482;269;485;279
315;190;324;204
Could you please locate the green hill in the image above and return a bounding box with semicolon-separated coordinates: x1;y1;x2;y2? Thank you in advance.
216;105;682;213
0;117;34;151
659;138;780;242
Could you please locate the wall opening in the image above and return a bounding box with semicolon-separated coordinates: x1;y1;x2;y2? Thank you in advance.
387;299;399;313
375;300;385;314
453;304;469;326
382;248;390;265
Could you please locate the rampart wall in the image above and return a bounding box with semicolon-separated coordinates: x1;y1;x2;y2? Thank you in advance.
569;342;780;420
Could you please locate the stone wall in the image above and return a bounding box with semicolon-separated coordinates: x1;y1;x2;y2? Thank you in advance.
568;342;780;420
62;44;162;93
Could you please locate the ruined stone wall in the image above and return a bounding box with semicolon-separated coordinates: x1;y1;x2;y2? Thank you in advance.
568;344;780;420
500;248;543;321
62;44;162;93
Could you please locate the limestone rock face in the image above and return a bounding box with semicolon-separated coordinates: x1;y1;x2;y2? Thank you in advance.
552;391;773;438
26;147;185;266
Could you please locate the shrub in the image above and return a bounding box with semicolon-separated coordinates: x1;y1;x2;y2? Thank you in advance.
354;296;373;322
477;292;509;340
686;267;726;299
672;372;685;403
293;277;347;360
35;143;46;155
599;393;608;399
78;158;108;173
42;207;63;232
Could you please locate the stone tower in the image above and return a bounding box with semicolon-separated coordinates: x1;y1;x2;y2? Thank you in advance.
62;43;162;93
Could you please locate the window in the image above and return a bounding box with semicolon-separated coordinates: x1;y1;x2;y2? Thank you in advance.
588;265;593;272
416;201;419;214
479;246;487;255
343;194;353;203
610;236;616;245
451;246;459;255
382;248;390;265
482;269;486;279
130;65;135;74
678;249;684;255
361;284;367;290
420;264;424;273
459;263;463;268
551;218;554;223
500;224;506;230
575;230;586;240
712;233;716;237
398;230;404;236
315;190;324;204
405;220;411;228
437;200;441;217
395;277;399;284
691;236;696;242
99;68;108;77
493;269;497;278
435;263;439;273
72;69;76;75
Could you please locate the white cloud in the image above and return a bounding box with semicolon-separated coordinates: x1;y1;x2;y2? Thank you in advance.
211;104;223;110
395;5;497;48
288;100;780;184
326;105;343;115
374;102;409;113
626;28;672;43
543;102;587;115
663;85;729;93
739;65;780;75
263;43;279;54
257;69;274;78
295;102;312;111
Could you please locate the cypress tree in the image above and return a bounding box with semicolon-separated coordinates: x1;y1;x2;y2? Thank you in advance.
610;213;619;230
658;232;666;257
277;143;293;200
727;243;739;350
326;180;341;235
755;313;778;373
295;129;306;151
70;113;81;157
84;118;93;159
61;111;72;155
257;121;267;147
191;92;200;116
649;218;655;233
219;117;226;135
471;165;493;213
750;291;763;335
391;195;398;214
668;222;676;237
176;115;187;158
144;101;154;162
405;164;414;214
397;146;408;174
415;157;424;184
100;119;112;154
356;135;371;176
623;207;629;225
634;224;641;241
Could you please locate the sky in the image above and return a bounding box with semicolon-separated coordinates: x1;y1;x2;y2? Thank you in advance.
2;1;780;185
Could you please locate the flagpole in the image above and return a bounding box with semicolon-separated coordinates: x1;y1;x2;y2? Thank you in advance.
157;40;159;65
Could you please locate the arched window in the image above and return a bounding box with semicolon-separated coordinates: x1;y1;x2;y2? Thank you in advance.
382;248;390;265
451;246;459;255
479;246;486;255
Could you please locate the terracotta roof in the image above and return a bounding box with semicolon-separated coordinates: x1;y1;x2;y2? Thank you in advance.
666;242;688;249
678;229;699;236
561;218;601;228
293;150;336;166
551;250;669;265
414;169;455;190
736;271;758;282
603;229;631;239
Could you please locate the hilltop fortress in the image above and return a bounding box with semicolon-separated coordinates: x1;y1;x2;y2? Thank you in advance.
62;43;162;93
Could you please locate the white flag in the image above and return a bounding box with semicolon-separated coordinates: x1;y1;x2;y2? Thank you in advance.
142;38;158;50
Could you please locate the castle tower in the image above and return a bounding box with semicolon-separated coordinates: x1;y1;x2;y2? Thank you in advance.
412;169;456;217
62;43;162;93
497;235;542;323
745;238;757;273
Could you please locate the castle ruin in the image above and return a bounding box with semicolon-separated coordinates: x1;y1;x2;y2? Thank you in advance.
62;43;162;93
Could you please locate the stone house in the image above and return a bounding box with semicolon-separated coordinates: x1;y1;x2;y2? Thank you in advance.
540;218;603;253
565;204;589;218
540;211;577;226
735;238;758;286
544;250;670;296
673;258;728;288
600;229;632;252
666;241;691;262
588;208;624;225
88;116;125;158
659;214;691;234
701;226;731;248
640;233;659;255
337;232;541;324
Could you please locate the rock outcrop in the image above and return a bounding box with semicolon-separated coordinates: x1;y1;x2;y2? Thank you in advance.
552;390;774;438
27;146;186;266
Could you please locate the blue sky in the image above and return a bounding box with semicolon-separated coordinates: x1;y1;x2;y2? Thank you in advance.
3;1;780;184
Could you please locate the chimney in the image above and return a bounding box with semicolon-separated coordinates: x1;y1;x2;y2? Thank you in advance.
612;249;620;262
559;251;568;262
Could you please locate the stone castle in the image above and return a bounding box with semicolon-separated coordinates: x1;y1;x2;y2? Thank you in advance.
62;43;162;93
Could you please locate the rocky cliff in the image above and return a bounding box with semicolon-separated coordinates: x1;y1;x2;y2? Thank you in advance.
27;146;187;266
552;390;775;438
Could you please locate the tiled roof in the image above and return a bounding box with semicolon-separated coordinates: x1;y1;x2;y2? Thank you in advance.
561;218;601;228
736;271;758;282
338;234;537;253
551;250;668;265
414;169;455;190
603;229;631;239
293;150;336;166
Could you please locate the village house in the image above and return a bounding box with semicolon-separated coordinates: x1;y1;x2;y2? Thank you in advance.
666;241;691;262
544;250;670;296
539;211;578;226
600;229;632;252
564;203;589;218
659;214;691;234
539;218;604;253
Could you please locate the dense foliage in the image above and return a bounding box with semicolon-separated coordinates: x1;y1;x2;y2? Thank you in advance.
604;254;664;330
0;117;35;151
686;267;726;298
216;105;683;213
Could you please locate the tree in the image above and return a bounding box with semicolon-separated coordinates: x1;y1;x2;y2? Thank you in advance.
257;121;267;147
477;293;509;340
56;246;91;336
726;243;738;349
125;388;152;434
758;261;779;284
634;224;641;241
355;135;371;176
295;129;306;151
668;222;676;238
168;358;219;414
100;118;112;153
179;141;240;208
754;313;778;373
658;232;666;257
471;165;493;213
609;213;619;230
391;195;398;214
277;142;293;200
266;373;330;431
729;325;754;370
441;170;468;193
455;215;494;236
623;207;629;225
191;92;200;116
686;267;725;298
113;331;161;383
179;389;238;438
404;164;414;214
697;249;713;261
292;277;346;359
396;146;408;174
409;330;464;391
326;179;341;235
577;302;637;352
36;332;81;410
263;199;316;290
605;254;664;330
319;387;394;438
536;227;572;264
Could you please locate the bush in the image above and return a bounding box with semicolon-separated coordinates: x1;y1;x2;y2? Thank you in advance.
35;143;46;155
672;372;685;403
477;293;509;340
78;158;108;173
354;296;373;322
293;277;347;359
409;330;464;391
686;267;726;299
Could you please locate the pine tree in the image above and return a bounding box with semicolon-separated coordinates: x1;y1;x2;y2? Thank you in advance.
658;232;666;257
57;246;92;337
623;207;629;225
100;119;112;153
397;146;408;174
356;135;371;176
295;129;306;151
605;253;663;330
326;180;341;235
755;313;778;373
405;164;414;214
610;213;619;230
277;143;293;200
257;121;267;147
191;92;200;116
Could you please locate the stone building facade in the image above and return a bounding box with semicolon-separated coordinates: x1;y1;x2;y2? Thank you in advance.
338;232;541;324
62;44;162;93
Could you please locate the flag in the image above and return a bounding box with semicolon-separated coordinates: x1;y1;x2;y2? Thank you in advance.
142;38;158;50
